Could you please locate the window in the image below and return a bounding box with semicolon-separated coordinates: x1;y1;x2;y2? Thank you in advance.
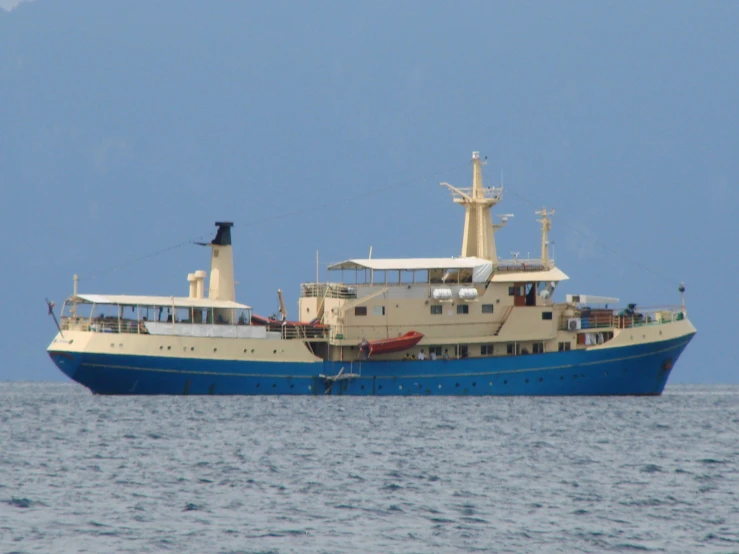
532;342;544;354
558;342;571;352
373;306;385;316
456;345;469;358
429;346;442;357
430;305;442;315
506;343;520;355
508;286;516;296
481;344;494;356
457;304;469;315
542;311;553;320
482;304;494;314
354;306;367;316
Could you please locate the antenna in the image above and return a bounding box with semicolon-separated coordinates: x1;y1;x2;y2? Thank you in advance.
369;246;373;259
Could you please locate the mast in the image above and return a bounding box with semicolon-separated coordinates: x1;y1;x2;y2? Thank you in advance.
536;207;555;267
440;151;505;262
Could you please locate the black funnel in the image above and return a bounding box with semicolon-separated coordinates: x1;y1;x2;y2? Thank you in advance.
211;222;233;246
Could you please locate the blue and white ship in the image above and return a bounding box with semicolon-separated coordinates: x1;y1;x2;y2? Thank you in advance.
47;152;695;395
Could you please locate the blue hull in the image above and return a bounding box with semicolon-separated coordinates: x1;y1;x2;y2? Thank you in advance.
49;333;694;396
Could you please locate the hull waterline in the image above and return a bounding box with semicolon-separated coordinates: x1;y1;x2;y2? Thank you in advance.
49;333;693;396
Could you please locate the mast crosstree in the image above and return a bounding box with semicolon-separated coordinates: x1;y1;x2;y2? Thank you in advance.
440;151;506;262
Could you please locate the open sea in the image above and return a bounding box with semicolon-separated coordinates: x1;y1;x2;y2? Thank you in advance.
1;382;737;554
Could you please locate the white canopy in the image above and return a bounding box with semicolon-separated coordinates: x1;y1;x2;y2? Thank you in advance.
73;294;251;310
490;267;569;283
328;257;494;283
565;294;619;306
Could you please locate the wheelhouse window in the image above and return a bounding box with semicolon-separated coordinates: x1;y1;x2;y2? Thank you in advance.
457;304;469;315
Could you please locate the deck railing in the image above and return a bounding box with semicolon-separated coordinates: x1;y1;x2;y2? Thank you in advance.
61;316;145;334
301;282;357;299
559;307;685;331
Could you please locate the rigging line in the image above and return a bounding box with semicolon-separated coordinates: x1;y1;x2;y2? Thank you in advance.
78;160;472;281
240;160;472;228
506;188;677;284
81;230;214;282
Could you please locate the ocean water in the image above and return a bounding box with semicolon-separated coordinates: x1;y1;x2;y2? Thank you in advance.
1;383;738;554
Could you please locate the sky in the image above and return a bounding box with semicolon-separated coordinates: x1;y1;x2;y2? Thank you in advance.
1;0;737;383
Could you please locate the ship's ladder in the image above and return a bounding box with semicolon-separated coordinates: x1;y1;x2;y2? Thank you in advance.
493;306;514;336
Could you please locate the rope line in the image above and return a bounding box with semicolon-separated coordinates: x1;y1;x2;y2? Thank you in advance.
81;160;471;281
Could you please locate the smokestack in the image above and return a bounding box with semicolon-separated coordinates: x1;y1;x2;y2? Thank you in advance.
207;222;235;301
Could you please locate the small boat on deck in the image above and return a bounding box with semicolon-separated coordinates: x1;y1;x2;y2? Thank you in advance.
360;331;424;357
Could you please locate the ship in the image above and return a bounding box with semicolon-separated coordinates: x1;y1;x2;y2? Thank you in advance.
47;152;695;395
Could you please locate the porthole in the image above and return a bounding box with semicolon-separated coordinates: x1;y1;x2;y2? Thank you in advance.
190;347;194;351
378;385;383;390
539;377;543;382
110;343;115;348
167;346;171;350
183;347;187;352
438;384;442;389
525;379;529;384
243;348;247;353
272;384;276;388
213;348;217;352
251;349;255;353
455;383;460;388
273;349;277;354
472;382;476;387
308;385;312;391
119;343;123;347
560;376;564;380
503;380;508;385
399;385;403;390
361;385;365;390
489;382;492;386
256;383;260;388
159;346;163;350
290;384;295;389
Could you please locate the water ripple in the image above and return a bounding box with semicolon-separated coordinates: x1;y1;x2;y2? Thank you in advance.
0;382;738;553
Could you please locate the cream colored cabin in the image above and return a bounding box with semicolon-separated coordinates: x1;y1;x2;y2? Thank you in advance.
299;257;577;360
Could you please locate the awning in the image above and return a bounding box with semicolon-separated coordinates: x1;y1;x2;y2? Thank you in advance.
72;293;251;310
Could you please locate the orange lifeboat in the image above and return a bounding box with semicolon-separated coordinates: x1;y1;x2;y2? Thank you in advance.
359;331;424;357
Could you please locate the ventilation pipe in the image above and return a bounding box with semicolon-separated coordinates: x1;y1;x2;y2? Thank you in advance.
187;273;197;299
194;270;207;299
